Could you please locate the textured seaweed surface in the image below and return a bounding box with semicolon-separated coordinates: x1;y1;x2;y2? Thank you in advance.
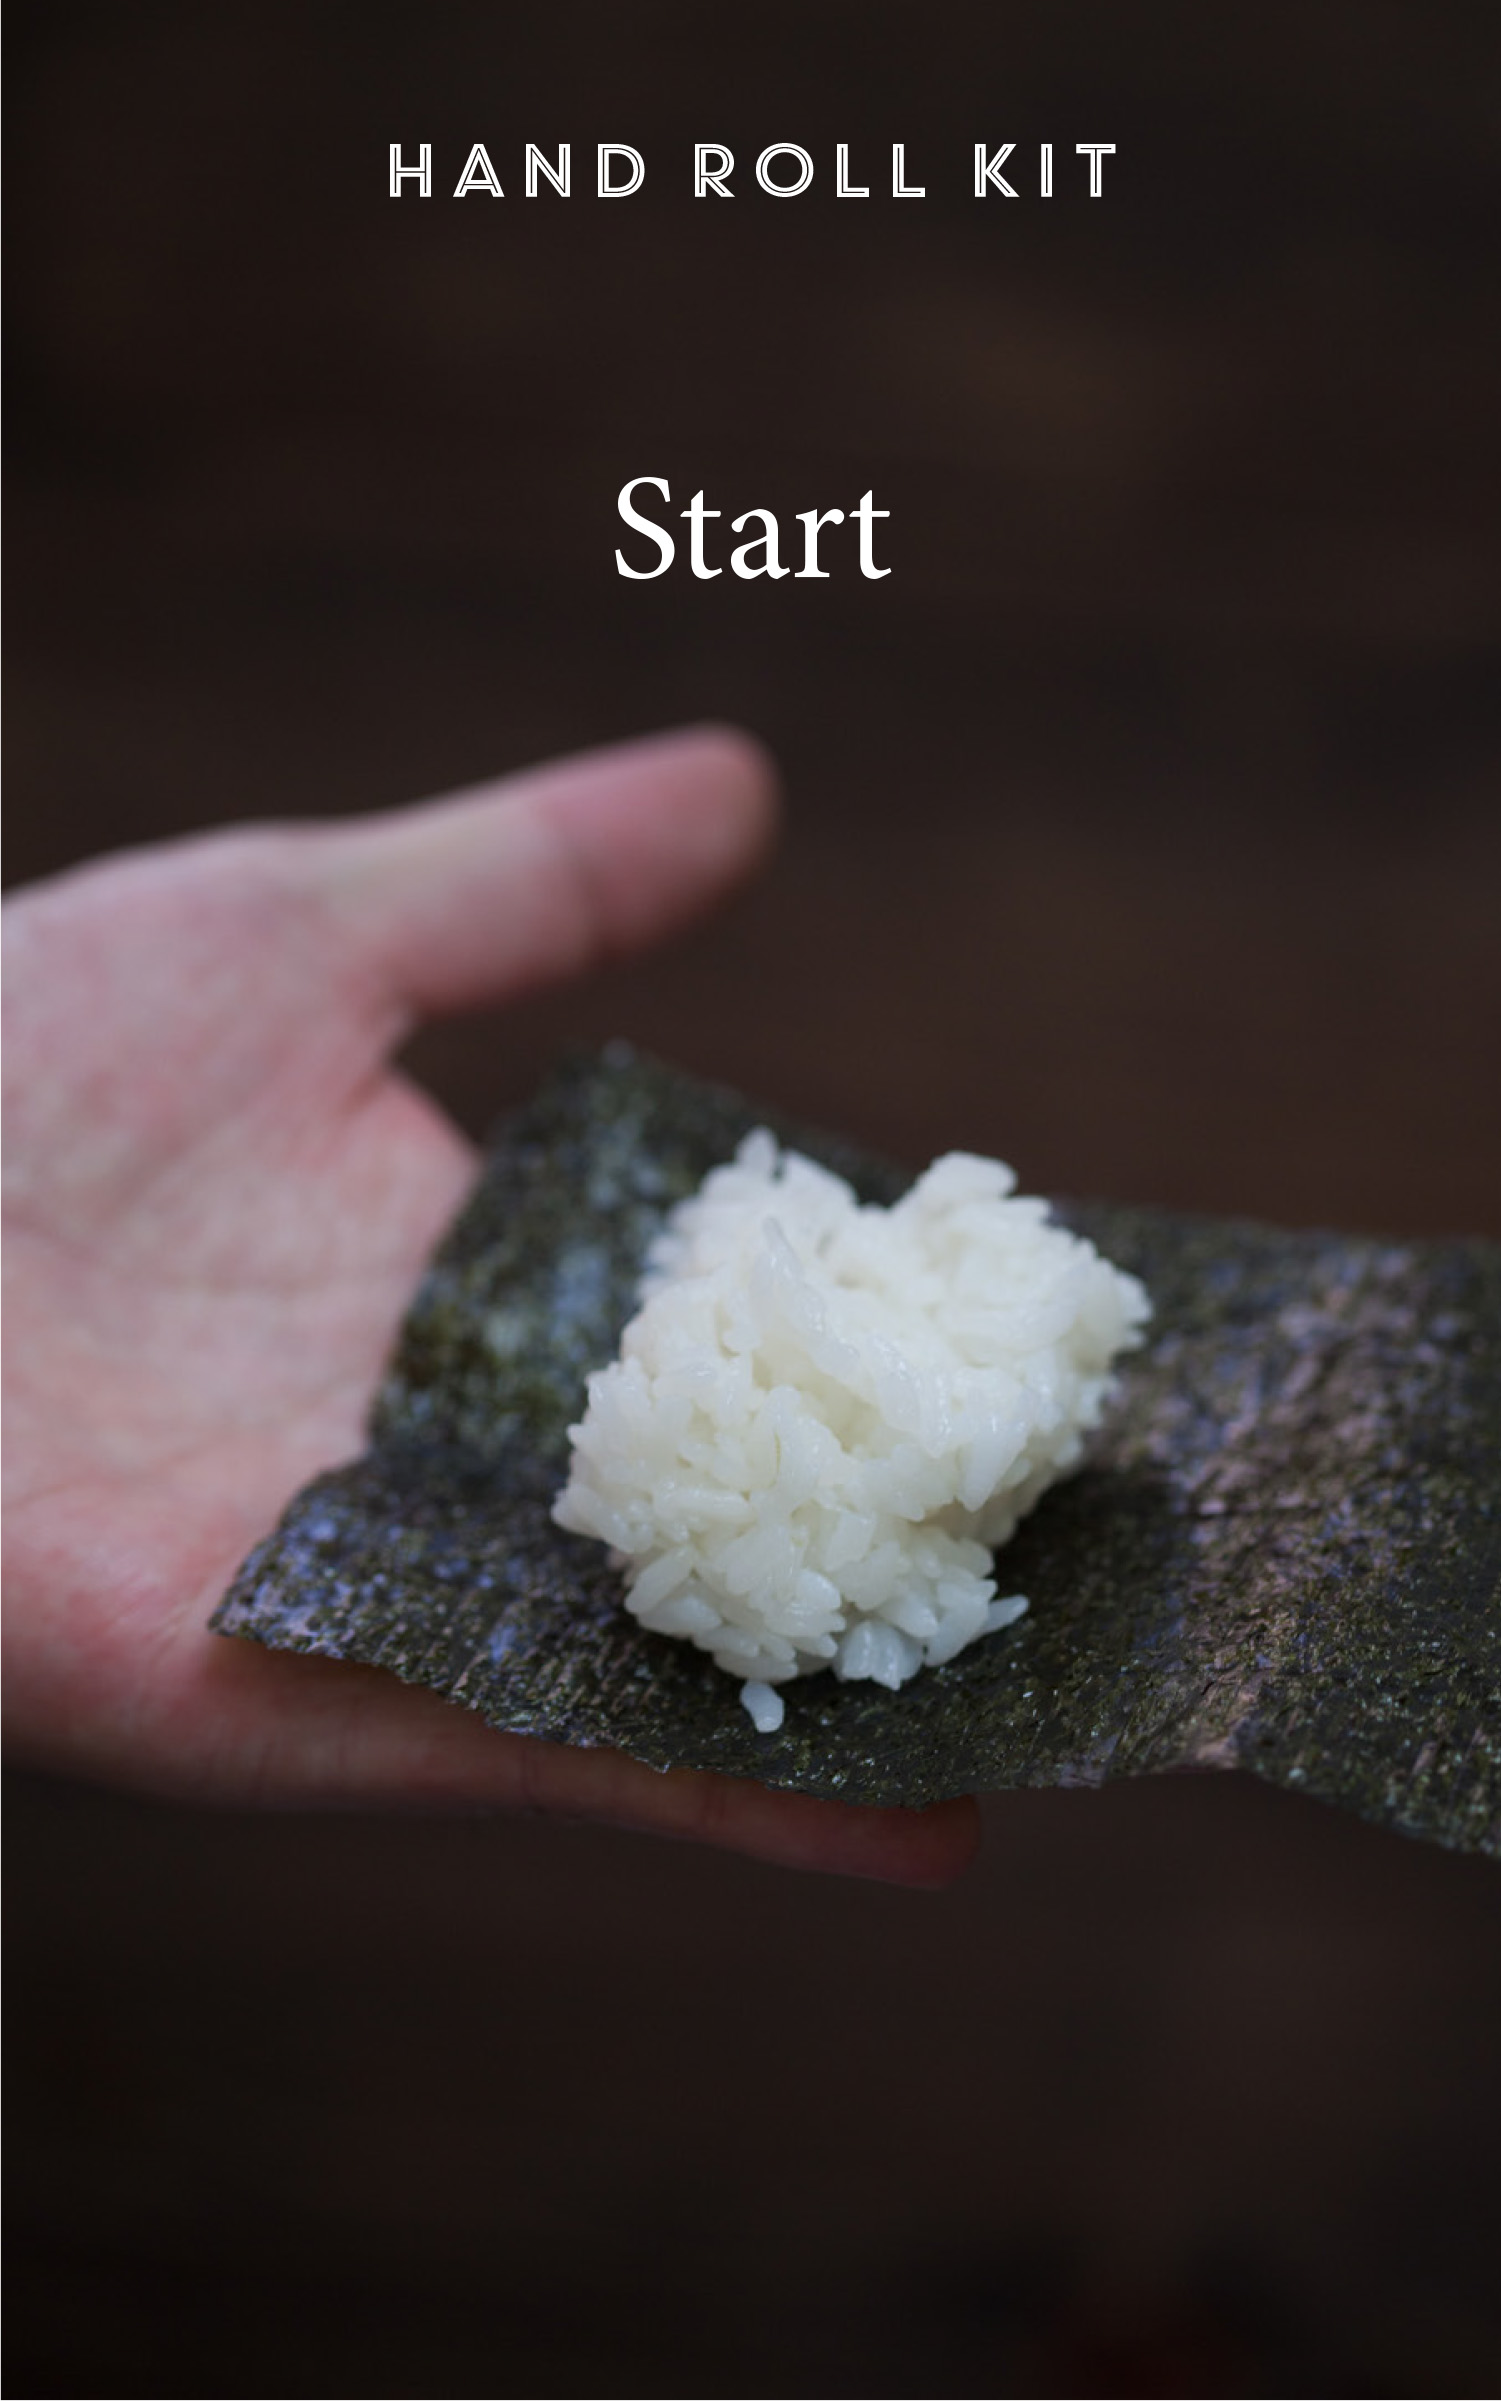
214;1048;1501;1853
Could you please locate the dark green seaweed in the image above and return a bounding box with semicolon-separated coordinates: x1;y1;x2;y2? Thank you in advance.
213;1047;1501;1854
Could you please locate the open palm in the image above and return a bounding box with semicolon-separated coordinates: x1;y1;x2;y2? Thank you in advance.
4;730;975;1884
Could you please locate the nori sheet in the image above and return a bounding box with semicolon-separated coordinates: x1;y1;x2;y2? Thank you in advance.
213;1046;1501;1855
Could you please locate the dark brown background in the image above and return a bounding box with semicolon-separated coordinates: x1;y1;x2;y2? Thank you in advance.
6;4;1500;2394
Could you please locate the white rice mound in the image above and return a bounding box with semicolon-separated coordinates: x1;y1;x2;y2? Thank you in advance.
552;1133;1150;1732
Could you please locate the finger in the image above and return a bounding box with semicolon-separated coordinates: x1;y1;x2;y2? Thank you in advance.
105;1639;978;1889
294;725;779;1020
224;1650;981;1888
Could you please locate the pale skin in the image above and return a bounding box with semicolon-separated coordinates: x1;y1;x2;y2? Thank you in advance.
3;727;978;1886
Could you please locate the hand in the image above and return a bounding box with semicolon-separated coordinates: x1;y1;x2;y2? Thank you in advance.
4;728;977;1886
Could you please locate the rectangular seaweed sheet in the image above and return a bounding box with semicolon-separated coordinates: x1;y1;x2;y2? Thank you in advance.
214;1047;1501;1855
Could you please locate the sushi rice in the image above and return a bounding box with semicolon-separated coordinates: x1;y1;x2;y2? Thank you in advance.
552;1133;1150;1731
